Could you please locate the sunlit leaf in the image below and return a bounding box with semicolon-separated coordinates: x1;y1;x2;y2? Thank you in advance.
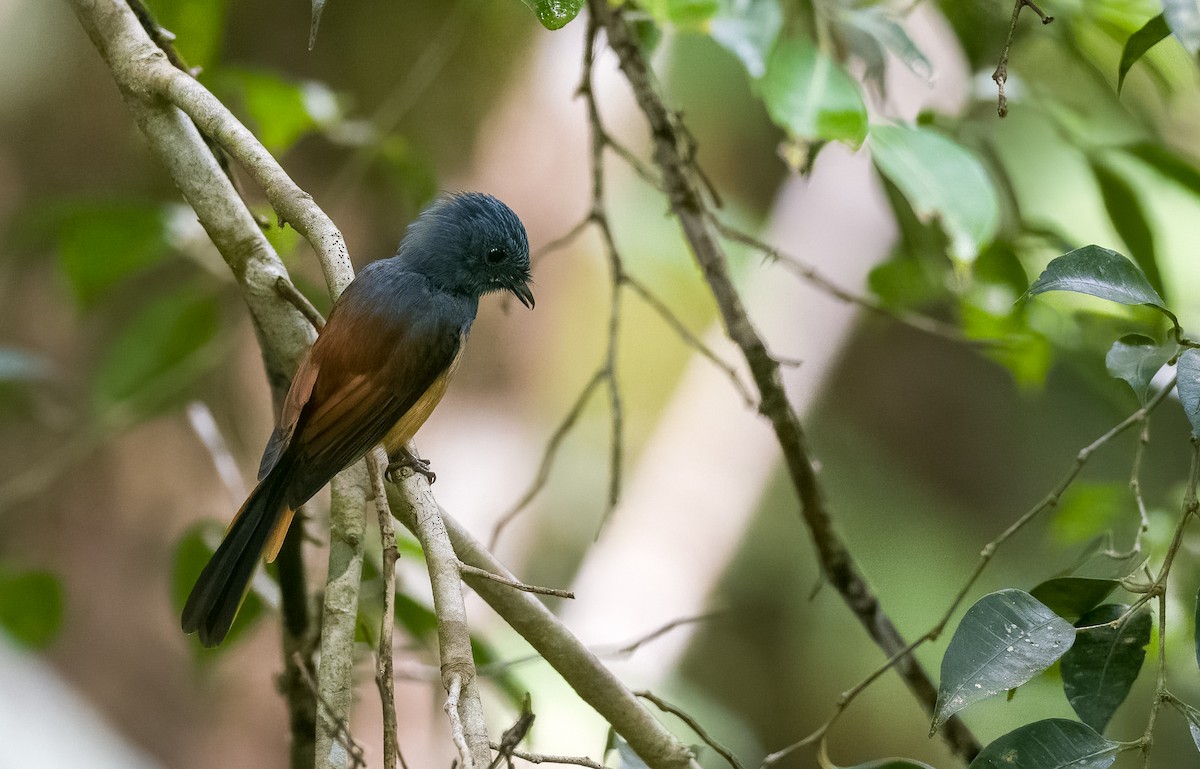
171;521;264;651
1025;245;1178;330
968;719;1119;769
870;124;1000;263
1163;0;1200;53
1119;14;1170;92
1090;161;1164;300
710;0;782;78
1177;349;1200;438
1030;536;1145;619
932;590;1075;734
1105;335;1174;404
1062;604;1151;732
758;37;868;148
92;288;221;422
56;201;168;308
0;568;64;648
1051;484;1126;545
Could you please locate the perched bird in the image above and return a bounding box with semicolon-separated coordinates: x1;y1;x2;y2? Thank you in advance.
182;192;533;647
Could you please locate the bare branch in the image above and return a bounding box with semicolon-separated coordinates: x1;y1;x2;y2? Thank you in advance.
992;0;1055;117
369;449;407;769
446;674;474;769
491;746;610;769
458;562;575;599
276;276;326;331
635;691;744;769
292;652;367;769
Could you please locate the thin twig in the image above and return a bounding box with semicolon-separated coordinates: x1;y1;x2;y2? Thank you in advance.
605;612;722;658
369;449;407;769
489;695;536;769
490;746;610;769
490;369;606;549
624;276;755;407
531;214;594;267
458;562;575;599
710;215;993;348
635;691;745;769
991;0;1054;117
276;276;326;331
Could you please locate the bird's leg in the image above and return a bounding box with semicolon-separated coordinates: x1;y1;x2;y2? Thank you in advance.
385;445;436;485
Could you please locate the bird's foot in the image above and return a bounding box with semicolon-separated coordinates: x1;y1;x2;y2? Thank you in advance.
386;448;436;485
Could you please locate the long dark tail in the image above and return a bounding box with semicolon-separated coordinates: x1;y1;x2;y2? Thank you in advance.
181;467;292;647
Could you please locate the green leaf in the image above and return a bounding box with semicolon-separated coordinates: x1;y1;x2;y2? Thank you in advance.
932;590;1075;734
56;201;168;307
0;568;64;648
757;37;868;148
1062;604;1151;732
92;288;221;422
1125;142;1200;198
1163;0;1200;53
171;522;265;650
520;0;584;30
710;0;782;79
870;124;1000;263
1105;335;1174;404
1090;161;1164;300
147;0;229;69
1195;587;1200;673
846;761;936;769
1025;245;1178;330
1030;537;1146;619
1177;349;1200;438
1182;702;1200;751
1119;14;1170;92
968;719;1119;769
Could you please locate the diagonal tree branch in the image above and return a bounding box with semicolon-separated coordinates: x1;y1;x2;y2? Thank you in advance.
587;0;982;762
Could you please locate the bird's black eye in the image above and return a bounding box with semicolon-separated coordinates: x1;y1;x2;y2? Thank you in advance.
486;248;507;265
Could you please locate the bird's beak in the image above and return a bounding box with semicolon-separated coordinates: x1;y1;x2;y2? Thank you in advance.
509;280;535;309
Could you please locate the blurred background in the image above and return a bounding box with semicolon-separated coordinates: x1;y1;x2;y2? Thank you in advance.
3;0;1200;766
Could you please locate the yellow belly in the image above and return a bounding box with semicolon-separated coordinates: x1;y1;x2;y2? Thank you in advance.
382;336;466;452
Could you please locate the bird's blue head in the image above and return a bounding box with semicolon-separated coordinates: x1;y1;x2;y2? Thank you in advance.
398;192;534;308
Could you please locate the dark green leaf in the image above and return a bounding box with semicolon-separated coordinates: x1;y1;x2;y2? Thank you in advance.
1125;142;1200;197
710;0;782;79
148;0;229;69
171;522;265;650
1031;537;1145;619
0;348;51;383
0;568;64;648
1119;14;1170;92
1062;604;1151;732
1105;335;1174;404
1090;162;1164;300
1177;349;1200;438
1195;587;1200;673
56;201;168;307
932;590;1075;734
522;0;585;30
1163;0;1200;53
1025;245;1178;329
870;124;1000;263
846;761;936;769
968;719;1119;769
758;37;868;148
92;289;221;423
